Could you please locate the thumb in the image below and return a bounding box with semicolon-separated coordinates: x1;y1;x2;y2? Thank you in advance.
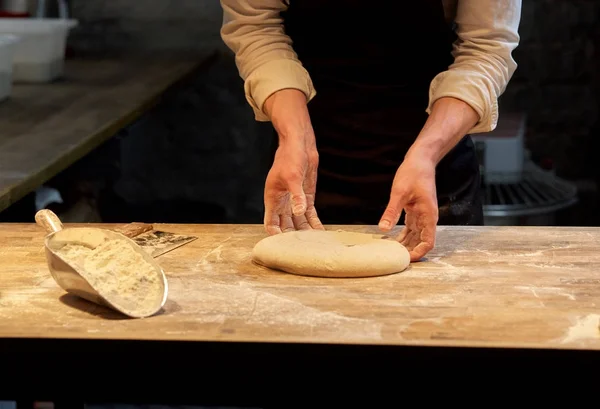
287;176;307;216
379;191;405;232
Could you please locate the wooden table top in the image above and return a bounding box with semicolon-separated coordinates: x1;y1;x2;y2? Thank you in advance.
1;223;600;350
0;54;213;213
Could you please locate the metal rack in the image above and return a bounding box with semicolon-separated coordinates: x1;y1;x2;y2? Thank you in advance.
481;160;578;225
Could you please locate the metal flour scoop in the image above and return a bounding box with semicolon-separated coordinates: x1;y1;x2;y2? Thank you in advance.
35;209;168;318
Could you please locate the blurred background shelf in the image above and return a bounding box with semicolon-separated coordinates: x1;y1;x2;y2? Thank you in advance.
0;52;216;214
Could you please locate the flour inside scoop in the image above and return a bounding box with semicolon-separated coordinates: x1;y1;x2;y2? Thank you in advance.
54;232;165;317
252;229;410;278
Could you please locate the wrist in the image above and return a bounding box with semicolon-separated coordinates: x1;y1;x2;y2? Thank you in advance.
404;144;439;167
264;89;314;144
408;97;479;165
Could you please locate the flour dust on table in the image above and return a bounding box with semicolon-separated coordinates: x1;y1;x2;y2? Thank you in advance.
252;229;410;278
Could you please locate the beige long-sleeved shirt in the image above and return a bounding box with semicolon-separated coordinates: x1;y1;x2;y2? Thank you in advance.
220;0;521;134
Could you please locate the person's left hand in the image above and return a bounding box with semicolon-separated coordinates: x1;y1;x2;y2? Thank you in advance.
378;153;438;262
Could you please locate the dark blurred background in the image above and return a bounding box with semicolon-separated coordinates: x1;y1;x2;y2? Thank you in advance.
0;0;598;227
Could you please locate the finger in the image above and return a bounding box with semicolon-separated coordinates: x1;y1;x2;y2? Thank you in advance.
379;192;406;232
305;206;325;230
290;194;307;216
286;173;307;216
401;230;417;250
399;230;413;248
280;214;296;233
410;241;434;262
410;217;436;261
409;206;437;261
264;190;288;235
379;206;403;232
415;200;438;241
303;150;319;195
264;207;282;235
279;196;296;232
292;215;311;230
396;225;410;242
405;211;418;231
302;152;321;227
419;217;437;250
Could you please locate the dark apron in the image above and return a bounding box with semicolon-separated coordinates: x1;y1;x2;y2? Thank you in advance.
276;0;484;226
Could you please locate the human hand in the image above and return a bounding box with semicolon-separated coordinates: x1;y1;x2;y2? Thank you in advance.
263;130;324;235
262;89;325;235
378;152;438;262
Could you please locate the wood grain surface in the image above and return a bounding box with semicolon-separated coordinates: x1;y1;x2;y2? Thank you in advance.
1;223;600;350
0;54;213;213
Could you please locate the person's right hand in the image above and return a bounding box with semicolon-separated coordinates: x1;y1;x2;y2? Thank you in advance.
262;89;324;235
264;134;324;234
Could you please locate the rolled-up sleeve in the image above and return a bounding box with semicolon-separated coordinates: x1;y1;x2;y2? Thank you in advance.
220;0;316;121
427;0;522;134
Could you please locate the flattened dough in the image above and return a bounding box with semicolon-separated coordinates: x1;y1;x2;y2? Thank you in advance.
252;229;410;278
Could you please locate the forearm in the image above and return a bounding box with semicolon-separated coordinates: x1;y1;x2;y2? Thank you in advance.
219;0;316;122
426;0;521;134
264;89;314;144
407;97;479;165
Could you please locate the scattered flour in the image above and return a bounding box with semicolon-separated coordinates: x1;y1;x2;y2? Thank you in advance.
55;238;163;317
560;314;600;344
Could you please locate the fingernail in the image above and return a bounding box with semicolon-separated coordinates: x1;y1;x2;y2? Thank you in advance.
379;221;390;230
293;205;305;214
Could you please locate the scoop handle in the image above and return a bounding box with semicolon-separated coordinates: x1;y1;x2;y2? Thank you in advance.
35;209;64;234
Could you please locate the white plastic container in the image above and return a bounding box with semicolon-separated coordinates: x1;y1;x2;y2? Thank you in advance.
0;34;18;102
0;18;78;83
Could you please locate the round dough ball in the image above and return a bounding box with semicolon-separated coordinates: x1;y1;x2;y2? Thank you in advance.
252;229;410;278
